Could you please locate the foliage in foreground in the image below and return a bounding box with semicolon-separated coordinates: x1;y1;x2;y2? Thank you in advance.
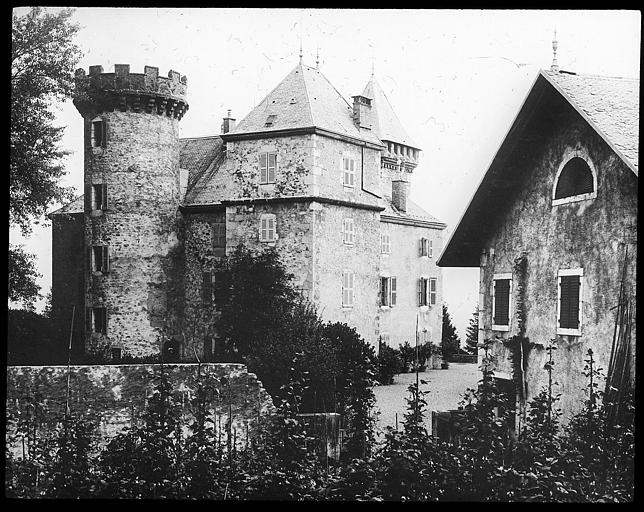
6;342;634;501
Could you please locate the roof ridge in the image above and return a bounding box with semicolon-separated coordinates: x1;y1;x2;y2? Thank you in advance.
299;64;315;128
545;69;640;82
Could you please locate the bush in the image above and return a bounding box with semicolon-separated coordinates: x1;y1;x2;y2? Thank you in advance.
376;342;402;385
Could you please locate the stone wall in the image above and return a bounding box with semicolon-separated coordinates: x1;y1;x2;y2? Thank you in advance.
6;363;275;458
378;220;444;348
478;105;637;421
83;109;184;358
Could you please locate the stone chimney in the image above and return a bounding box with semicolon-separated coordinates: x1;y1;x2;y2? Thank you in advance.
392;179;408;212
352;95;372;130
221;109;236;134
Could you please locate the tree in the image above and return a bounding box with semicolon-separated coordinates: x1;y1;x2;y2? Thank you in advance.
464;307;479;355
441;304;460;361
10;7;82;305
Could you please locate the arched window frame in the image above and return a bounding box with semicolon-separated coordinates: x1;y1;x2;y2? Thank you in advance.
552;147;597;206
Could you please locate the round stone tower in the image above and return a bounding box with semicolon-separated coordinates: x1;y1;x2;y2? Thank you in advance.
73;64;189;360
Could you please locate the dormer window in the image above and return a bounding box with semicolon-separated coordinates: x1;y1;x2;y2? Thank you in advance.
265;114;277;127
552;151;597;206
90;117;106;148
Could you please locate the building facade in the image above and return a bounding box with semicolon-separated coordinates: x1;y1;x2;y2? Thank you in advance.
50;61;446;362
437;68;638;423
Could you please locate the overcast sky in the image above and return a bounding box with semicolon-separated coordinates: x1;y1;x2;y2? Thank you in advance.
10;8;640;341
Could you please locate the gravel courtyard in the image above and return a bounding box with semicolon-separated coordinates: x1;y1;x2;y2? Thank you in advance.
372;362;480;438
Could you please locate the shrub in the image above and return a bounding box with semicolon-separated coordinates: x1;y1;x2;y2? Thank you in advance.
376;342;402;385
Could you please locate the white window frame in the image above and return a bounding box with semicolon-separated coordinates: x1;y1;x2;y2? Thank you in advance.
90;117;105;149
259;151;277;184
342;156;356;188
342;218;355;245
552;148;597;206
259;214;277;242
492;272;512;332
380;276;397;308
381;233;391;254
429;277;437;306
557;268;584;336
342;270;354;308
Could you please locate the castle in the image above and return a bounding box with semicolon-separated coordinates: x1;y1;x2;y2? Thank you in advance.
49;61;446;362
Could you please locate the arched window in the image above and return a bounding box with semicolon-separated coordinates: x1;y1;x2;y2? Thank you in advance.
552;151;597;206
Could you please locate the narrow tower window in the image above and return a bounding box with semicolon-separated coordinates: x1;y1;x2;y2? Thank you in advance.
92;184;108;211
90;117;106;148
92;245;110;273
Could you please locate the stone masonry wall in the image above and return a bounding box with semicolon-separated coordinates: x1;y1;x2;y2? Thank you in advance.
479;106;637;422
378;220;443;348
84;109;183;358
6;363;275;458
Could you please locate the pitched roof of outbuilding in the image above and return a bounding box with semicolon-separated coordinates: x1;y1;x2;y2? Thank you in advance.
48;194;84;217
229;63;382;146
544;70;639;174
362;77;420;149
437;69;640;268
179;135;225;194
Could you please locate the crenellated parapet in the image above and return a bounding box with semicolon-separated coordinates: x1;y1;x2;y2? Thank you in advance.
73;64;189;120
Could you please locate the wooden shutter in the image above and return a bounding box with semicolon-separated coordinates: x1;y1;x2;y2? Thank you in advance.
260;152;268;183
268;152;277;182
202;271;212;305
391;277;397;306
380;277;387;306
559;276;580;329
417;279;423;306
429;278;436;305
101;119;107;148
494;279;510;325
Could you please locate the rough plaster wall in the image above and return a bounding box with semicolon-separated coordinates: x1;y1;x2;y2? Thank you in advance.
479;112;637;421
311;135;381;205
311;202;380;347
51;214;85;353
84;111;183;357
6;363;275;457
378;221;443;348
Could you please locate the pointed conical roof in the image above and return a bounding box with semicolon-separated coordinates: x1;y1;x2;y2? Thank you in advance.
362;77;419;150
231;63;382;146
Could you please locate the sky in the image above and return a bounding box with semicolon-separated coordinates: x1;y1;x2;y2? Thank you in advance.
10;8;641;342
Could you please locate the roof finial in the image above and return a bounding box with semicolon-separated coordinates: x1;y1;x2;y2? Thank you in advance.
551;27;560;73
371;58;375;78
316;47;320;69
299;39;303;65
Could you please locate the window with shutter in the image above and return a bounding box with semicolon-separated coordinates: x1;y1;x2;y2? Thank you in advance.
92;246;109;273
343;157;355;187
418;278;428;307
558;270;583;335
212;223;226;248
259;152;277;184
380;277;389;307
381;233;391;254
343;218;355;245
429;278;437;306
429;239;433;258
492;274;512;331
391;277;397;306
419;238;429;257
202;271;213;305
259;215;276;242
342;271;354;307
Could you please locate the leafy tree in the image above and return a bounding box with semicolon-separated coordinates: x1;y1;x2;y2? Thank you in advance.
464;307;479;355
7;308;65;365
10;7;82;305
441;304;461;361
376;342;402;385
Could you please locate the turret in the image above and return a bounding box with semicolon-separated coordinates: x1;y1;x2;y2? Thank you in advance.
73;64;189;361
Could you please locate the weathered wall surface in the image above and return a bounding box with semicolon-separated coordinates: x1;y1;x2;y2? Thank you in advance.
6;363;275;457
311;202;381;347
83;109;184;358
378;220;444;348
51;213;85;355
479;107;637;421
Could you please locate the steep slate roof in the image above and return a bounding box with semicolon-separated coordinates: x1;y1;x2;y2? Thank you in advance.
437;69;640;268
544;70;639;174
230;63;382;146
362;77;420;149
179;135;225;193
48;195;84;217
381;197;446;228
